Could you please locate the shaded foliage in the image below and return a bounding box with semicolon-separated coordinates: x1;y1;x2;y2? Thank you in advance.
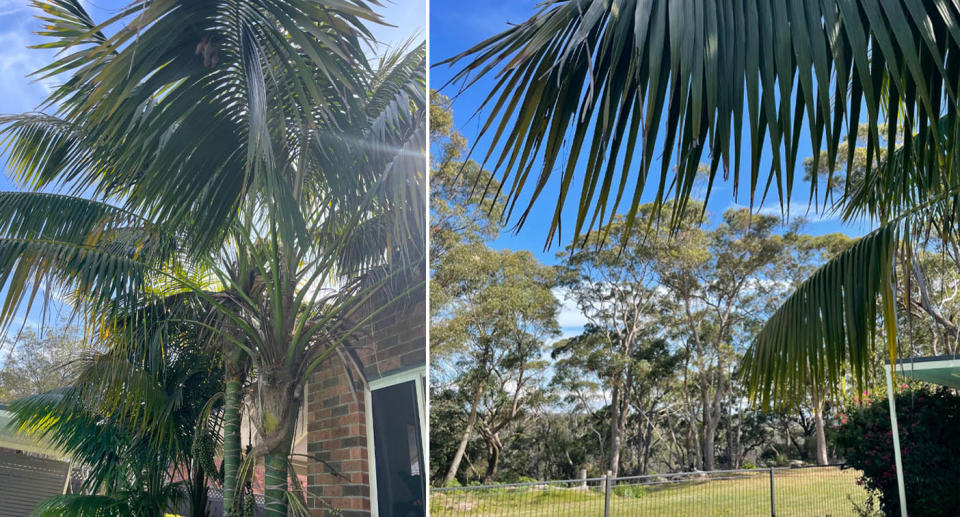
835;387;960;517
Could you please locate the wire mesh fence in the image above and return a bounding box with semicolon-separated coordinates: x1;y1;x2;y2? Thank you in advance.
169;487;266;517
430;465;872;517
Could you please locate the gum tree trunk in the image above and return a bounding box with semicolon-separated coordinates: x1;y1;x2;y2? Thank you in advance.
442;387;482;486
812;389;828;465
482;433;502;484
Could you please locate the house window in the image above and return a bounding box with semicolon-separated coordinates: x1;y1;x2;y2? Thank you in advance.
368;370;425;517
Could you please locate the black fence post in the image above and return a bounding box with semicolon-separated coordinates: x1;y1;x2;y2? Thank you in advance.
769;467;776;517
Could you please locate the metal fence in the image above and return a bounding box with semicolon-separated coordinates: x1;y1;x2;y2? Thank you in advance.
430;465;873;517
169;487;266;517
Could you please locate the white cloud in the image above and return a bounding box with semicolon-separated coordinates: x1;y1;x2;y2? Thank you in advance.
0;1;29;17
553;287;589;336
0;12;57;113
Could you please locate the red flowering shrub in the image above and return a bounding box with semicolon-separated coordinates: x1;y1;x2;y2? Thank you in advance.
834;387;960;516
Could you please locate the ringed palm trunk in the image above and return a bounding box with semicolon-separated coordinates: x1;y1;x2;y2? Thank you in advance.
264;439;294;517
223;349;245;517
262;374;300;517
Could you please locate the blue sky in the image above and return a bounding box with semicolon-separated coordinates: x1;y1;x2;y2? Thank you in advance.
430;0;873;337
0;0;424;349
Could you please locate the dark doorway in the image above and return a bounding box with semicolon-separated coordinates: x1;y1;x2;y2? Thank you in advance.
371;380;425;517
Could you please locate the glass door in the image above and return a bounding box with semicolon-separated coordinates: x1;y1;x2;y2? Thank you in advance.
371;379;425;516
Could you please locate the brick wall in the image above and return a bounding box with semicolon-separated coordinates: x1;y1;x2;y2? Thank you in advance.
306;299;426;516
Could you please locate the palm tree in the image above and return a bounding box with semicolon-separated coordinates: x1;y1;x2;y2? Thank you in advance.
0;1;425;515
8;306;224;517
442;1;960;406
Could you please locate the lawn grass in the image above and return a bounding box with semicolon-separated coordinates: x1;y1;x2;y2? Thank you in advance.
431;467;872;516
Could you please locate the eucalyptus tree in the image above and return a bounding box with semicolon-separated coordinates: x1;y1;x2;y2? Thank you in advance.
554;215;665;477
429;93;504;265
0;1;425;515
431;244;559;486
441;0;960;414
0;326;85;403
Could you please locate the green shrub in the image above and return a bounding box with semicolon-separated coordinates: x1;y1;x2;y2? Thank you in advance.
834;386;960;517
741;462;757;470
613;485;646;499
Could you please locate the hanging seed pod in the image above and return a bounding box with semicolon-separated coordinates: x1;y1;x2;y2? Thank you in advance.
191;429;222;483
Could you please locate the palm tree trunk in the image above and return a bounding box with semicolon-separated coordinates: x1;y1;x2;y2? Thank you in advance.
222;374;243;517
264;444;291;517
262;379;299;517
191;460;209;517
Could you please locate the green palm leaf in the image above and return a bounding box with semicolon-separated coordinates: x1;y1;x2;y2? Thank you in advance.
441;0;960;244
6;0;379;252
0;192;177;331
741;222;897;409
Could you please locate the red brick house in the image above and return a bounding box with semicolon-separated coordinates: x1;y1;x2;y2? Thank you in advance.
304;298;426;516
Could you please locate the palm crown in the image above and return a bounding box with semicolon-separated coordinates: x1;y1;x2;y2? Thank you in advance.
0;1;425;515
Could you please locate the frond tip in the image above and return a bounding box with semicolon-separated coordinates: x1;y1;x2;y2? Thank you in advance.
741;224;897;410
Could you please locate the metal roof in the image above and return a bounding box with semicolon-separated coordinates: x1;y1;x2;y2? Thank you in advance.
886;355;960;388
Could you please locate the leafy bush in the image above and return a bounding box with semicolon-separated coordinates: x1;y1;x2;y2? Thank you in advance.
612;485;646;499
834;387;960;516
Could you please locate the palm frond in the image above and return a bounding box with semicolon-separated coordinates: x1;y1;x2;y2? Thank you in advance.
0;192;177;331
7;0;379;252
741;223;897;409
9;389;131;494
440;0;960;246
30;494;127;517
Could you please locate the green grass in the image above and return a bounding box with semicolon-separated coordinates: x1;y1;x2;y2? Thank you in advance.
431;467;872;516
